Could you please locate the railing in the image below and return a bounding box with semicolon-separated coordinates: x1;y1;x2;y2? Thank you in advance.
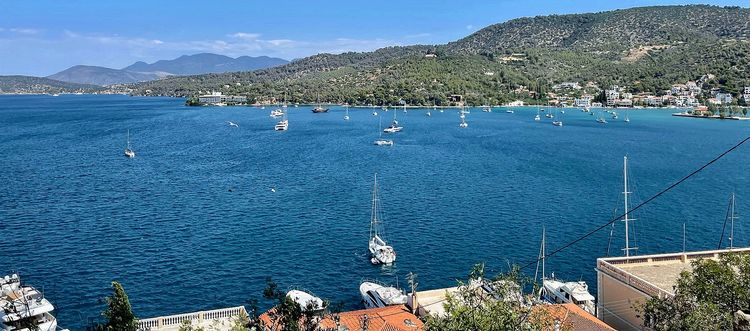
597;260;672;299
137;306;247;331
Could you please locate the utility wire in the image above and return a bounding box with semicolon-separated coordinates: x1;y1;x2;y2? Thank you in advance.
519;134;750;270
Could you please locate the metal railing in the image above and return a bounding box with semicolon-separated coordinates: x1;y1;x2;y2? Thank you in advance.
137;306;247;331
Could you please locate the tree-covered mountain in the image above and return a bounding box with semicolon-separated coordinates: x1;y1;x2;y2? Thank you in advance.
47;65;165;86
123;53;288;75
0;75;103;94
131;5;750;105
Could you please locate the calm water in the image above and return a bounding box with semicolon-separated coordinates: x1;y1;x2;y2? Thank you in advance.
1;95;749;329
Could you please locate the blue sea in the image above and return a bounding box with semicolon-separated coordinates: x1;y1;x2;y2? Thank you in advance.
1;95;748;329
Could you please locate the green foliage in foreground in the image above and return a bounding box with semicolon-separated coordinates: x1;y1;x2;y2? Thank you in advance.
99;281;138;331
640;253;750;330
424;263;550;331
261;278;326;331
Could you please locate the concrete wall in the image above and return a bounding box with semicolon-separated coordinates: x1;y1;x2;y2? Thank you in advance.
597;270;650;331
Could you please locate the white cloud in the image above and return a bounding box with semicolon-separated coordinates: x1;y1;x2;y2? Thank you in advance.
404;33;431;39
466;25;474;30
229;32;261;40
9;28;39;35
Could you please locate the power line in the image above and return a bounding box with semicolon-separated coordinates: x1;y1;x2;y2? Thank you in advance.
519;134;750;270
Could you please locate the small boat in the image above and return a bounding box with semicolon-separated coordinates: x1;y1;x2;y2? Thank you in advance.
597;118;607;124
274;119;289;131
373;118;394;146
482;106;492;112
286;290;324;311
552;120;563;126
506;109;514;113
535;109;541;121
459;114;468;128
359;282;408;309
536;229;596;315
124;130;135;158
227;121;239;128
383;109;402;133
270;109;284;118
344;104;350;121
0;274;64;331
612;111;619;120
368;174;396;265
583;106;590;112
52;93;60;97
372;111;378;116
545;113;553;118
311;94;328;113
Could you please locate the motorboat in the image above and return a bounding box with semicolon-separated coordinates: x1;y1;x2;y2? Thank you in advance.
359;282;407;309
286;290;324;311
540;278;596;315
0;274;65;331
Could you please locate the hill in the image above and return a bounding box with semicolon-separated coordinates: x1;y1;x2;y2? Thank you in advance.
123;53;289;75
47;65;164;86
130;5;750;105
0;75;103;94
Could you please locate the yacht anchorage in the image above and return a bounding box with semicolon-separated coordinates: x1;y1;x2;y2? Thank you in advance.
368;174;396;265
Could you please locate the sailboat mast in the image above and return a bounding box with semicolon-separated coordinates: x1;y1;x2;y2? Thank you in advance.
541;226;545;281
370;174;379;239
623;156;631;257
730;192;736;249
126;130;131;149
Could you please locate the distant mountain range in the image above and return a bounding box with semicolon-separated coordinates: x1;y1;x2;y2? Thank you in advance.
44;53;289;86
132;5;750;105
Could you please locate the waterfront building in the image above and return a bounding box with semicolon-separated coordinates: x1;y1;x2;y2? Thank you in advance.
743;87;750;103
574;96;592;107
137;306;248;331
197;92;248;105
506;100;525;107
596;247;750;331
716;92;733;105
605;89;620;107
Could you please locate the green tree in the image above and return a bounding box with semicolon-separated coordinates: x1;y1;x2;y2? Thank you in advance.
640;253;750;330
101;281;138;331
424;263;550;331
178;319;205;331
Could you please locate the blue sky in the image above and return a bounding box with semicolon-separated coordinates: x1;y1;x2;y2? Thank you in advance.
0;0;746;76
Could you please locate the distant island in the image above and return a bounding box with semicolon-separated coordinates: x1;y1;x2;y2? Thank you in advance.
130;5;750;109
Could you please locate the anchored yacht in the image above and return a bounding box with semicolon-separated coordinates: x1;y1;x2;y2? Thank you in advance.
0;274;67;331
286;289;324;311
359;282;407;309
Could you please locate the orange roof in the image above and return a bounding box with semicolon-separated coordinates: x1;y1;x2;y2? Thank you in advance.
259;305;422;331
534;303;615;331
319;305;422;331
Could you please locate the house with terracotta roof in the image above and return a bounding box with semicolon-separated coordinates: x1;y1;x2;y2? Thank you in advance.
534;303;616;331
258;305;422;331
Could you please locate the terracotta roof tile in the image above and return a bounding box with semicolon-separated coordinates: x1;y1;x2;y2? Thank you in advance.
534;303;615;331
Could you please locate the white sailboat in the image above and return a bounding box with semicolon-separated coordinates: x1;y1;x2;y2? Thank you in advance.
368;174;396;265
624;109;630;123
552;110;563;126
536;229;596;315
373;117;394;146
124;130;135;158
596;111;607;124
621;156;638;257
344;104;350;121
383;107;402;133
534;108;541;121
459;112;468;128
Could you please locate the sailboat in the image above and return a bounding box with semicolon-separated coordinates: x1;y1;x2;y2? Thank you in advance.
621;156;638;257
718;193;739;250
624;109;630;123
534;108;541;121
383;107;402;133
552;109;563;126
124;130;135;158
611;111;619;120
537;227;596;315
459;112;468;128
344;104;350;121
311;93;329;113
426;104;432;117
368;174;396;265
373;117;394;146
596;110;608;124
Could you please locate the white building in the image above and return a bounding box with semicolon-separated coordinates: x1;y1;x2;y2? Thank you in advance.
197;91;247;105
605;89;620;107
716;93;733;105
574;96;592;107
743;87;750;103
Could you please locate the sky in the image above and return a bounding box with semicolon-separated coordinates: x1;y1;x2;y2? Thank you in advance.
0;0;746;76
